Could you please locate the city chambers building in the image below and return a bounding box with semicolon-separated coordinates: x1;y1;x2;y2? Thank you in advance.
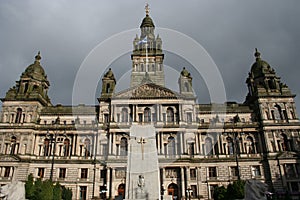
0;7;300;200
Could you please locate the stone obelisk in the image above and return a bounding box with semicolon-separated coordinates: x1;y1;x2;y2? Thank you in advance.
125;125;160;200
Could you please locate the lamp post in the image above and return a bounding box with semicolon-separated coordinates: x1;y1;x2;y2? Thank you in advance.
234;132;241;180
92;120;99;199
49;116;60;181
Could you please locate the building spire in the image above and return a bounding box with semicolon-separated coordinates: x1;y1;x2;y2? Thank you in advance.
254;48;261;60
145;3;150;16
35;51;41;63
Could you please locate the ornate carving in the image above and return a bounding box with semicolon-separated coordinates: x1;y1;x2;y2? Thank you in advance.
0;155;20;162
116;84;177;98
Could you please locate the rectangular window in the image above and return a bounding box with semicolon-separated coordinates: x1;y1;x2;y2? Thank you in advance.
208;167;217;178
252;166;261;177
285;164;295;178
81;168;88;179
80;186;87;200
4;167;10;177
104;114;109;123
138;114;143;123
59;168;66;178
230;166;239;177
290;182;299;192
190;169;196;180
187;113;192;123
38;168;45;178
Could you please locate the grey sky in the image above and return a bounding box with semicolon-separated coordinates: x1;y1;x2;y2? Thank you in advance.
0;1;299;111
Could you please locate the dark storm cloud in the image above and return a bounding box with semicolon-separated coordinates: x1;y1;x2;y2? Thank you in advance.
0;0;299;110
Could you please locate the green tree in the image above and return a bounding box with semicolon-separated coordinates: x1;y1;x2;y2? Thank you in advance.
62;186;73;200
32;178;43;200
226;180;245;200
213;186;227;200
25;174;35;199
40;179;54;200
53;182;62;200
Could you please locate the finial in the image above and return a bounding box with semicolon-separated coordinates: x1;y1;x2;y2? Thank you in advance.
145;3;150;16
35;51;41;62
254;48;261;60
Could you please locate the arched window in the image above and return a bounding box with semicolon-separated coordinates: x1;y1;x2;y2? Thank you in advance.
167;136;176;157
166;107;174;122
63;138;70;157
274;105;283;120
152;64;155;71
205;137;213;156
120;137;128;156
44;138;50;156
280;133;290;151
246;136;255;154
121;108;128;122
10;136;17;155
226;137;234;155
144;107;151;123
106;83;110;93
141;64;144;71
15;108;22;123
184;82;189;92
84;138;91;158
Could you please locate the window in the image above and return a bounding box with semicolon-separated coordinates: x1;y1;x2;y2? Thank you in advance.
44;138;50;156
120;137;128;156
230;166;239;177
191;185;197;198
166;107;174;122
104;114;109;123
4;167;11;178
121;108;128;122
208;167;217;178
81;168;88;179
63;139;70;157
10;136;17;155
144;107;151;123
80;186;87;200
205;137;213;156
246;136;255;154
38;168;45;178
190;169;196;180
187;113;192;123
167;136;176;157
84;138;91;158
15;108;22;123
227;137;234;155
59;168;66;178
290;182;299;192
252;166;261;177
285;164;295;178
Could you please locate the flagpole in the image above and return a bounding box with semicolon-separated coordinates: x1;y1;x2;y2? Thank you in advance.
145;37;148;73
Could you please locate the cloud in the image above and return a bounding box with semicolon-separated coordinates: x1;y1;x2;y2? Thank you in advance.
0;0;299;110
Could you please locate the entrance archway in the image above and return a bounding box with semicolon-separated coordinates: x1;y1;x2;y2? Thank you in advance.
168;183;179;200
118;184;125;199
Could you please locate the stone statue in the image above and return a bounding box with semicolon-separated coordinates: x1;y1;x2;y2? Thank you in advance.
0;181;26;200
138;175;145;190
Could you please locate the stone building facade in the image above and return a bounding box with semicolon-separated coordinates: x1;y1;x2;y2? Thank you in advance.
0;7;300;200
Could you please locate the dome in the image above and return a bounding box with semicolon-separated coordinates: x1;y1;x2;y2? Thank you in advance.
251;49;274;78
23;52;47;81
140;15;155;28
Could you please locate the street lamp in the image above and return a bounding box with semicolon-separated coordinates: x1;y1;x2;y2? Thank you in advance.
92;120;99;199
186;187;192;200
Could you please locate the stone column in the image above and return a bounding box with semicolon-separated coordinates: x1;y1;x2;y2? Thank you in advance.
111;168;115;197
108;133;112;155
107;167;111;199
157;132;160;154
195;133;199;154
161;133;165;155
181;167;185;198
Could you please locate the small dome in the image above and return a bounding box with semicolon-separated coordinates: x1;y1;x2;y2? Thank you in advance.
23;52;47;81
140;15;155;28
251;49;274;78
181;67;191;78
104;68;115;79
